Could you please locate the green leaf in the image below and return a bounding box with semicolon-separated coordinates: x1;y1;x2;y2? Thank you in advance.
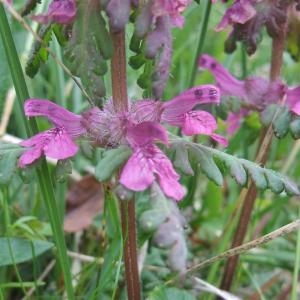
272;106;291;138
96;189;122;297
139;210;166;232
0;281;45;288
53;159;72;183
246;164;268;190
177;141;300;195
173;143;194;175
189;146;223;186
286;17;300;61
95;146;131;182
0;237;54;266
263;170;284;194
289;118;300;139
148;286;196;300
64;2;113;99
21;0;42;17
25;24;53;78
0;40;10;116
0;143;24;184
129;53;146;69
261;104;278;126
222;155;247;186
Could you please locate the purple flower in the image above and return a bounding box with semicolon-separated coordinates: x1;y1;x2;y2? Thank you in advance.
134;0;191;97
31;0;77;24
121;122;185;202
216;0;289;55
199;54;300;134
216;0;257;32
21;84;225;202
19;99;86;167
104;0;131;32
82;100;184;201
131;85;228;145
152;0;192;28
120;144;185;201
161;85;227;145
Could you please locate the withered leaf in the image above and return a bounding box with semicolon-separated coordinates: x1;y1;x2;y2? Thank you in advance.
64;175;103;232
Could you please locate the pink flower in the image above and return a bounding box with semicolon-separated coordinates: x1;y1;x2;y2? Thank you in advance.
31;0;76;24
19;128;78;167
216;0;257;32
152;0;191;28
120;144;185;201
131;85;228;146
216;0;288;55
82;101;184;201
199;54;300;134
122;121;185;201
161;85;227;145
19;99;86;167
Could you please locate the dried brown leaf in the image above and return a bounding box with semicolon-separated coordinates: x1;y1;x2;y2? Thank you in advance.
64;175;103;232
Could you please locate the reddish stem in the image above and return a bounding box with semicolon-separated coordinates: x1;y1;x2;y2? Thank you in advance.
219;17;288;292
110;29;141;300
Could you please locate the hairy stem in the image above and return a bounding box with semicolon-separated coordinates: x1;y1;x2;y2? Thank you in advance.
110;29;141;300
219;18;288;292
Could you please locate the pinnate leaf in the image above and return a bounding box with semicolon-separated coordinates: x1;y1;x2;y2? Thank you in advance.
189;146;223;186
172;141;299;195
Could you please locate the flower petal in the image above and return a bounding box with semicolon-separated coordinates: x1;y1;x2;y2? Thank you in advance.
155;160;185;201
151;0;191;28
226;109;249;135
211;134;228;147
20;131;50;147
181;110;217;136
287;86;300;115
120;148;155;191
126;121;168;147
31;0;76;24
19;127;78;167
216;0;256;31
24;99;86;137
162;84;220;123
18;147;43;168
198;54;246;98
130;99;162;123
43;128;78;160
120;144;185;201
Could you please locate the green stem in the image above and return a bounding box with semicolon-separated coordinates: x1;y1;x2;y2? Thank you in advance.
188;0;212;88
0;5;74;299
1;187;11;235
7;237;26;295
240;43;247;79
291;206;300;300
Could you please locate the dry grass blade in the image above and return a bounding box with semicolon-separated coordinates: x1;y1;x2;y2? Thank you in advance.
0;88;15;136
187;219;300;275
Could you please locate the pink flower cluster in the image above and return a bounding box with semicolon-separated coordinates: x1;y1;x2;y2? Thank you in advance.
214;0;289;54
19;85;226;201
199;54;300;134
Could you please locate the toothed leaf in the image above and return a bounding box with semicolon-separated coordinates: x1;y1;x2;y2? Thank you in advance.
189;146;223;186
25;24;53;78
